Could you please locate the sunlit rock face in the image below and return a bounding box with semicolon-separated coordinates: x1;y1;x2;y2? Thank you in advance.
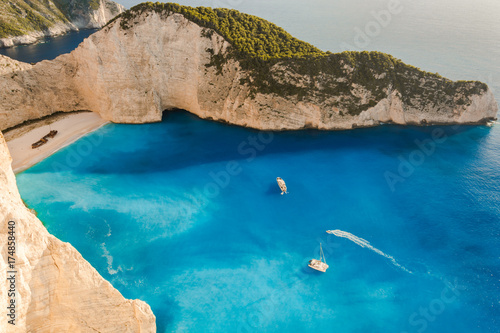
0;10;497;133
0;132;156;332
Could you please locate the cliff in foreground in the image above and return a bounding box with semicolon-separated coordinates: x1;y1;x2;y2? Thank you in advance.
0;0;124;47
0;132;156;332
0;2;497;132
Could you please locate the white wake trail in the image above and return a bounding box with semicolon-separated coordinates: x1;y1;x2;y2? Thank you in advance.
327;230;412;274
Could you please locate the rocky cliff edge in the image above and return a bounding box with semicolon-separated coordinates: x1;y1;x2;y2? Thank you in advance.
0;5;497;131
0;132;156;332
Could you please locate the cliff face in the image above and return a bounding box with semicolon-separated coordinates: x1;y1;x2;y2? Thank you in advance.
0;0;124;47
0;9;498;132
0;132;156;332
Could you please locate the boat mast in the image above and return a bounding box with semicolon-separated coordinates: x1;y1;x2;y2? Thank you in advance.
320;243;326;264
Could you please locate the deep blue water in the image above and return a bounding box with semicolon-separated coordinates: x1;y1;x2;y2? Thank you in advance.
0;29;97;63
17;111;500;332
12;0;500;332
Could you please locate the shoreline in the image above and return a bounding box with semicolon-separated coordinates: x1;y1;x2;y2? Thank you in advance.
5;111;109;173
0;27;100;51
0;24;76;49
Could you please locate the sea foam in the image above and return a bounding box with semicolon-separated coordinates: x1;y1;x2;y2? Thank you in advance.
326;230;412;274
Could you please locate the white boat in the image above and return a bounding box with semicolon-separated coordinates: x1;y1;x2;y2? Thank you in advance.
308;243;329;272
276;177;288;195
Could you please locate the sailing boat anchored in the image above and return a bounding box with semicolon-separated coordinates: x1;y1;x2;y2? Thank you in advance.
308;243;329;272
276;177;288;195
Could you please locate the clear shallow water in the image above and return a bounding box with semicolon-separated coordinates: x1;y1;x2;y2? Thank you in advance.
17;111;500;332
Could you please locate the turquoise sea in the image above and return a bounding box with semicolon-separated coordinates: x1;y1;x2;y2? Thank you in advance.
13;0;500;332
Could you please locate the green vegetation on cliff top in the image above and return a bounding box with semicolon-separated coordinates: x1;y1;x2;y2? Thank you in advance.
0;0;68;38
109;1;326;60
110;2;485;82
111;2;488;115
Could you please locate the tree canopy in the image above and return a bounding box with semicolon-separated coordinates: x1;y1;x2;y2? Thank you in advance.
110;2;326;60
108;2;487;113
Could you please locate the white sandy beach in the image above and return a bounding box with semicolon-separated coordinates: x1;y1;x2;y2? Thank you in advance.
6;112;108;173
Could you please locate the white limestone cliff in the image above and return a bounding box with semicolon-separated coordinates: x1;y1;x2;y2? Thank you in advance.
0;11;497;132
0;132;156;332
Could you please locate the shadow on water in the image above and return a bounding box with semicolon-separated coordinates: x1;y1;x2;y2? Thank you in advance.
17;110;500;333
25;109;494;177
265;182;281;196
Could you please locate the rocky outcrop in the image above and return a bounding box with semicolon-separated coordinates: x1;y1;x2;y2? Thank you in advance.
0;0;124;48
0;55;31;75
0;132;156;332
0;8;498;132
